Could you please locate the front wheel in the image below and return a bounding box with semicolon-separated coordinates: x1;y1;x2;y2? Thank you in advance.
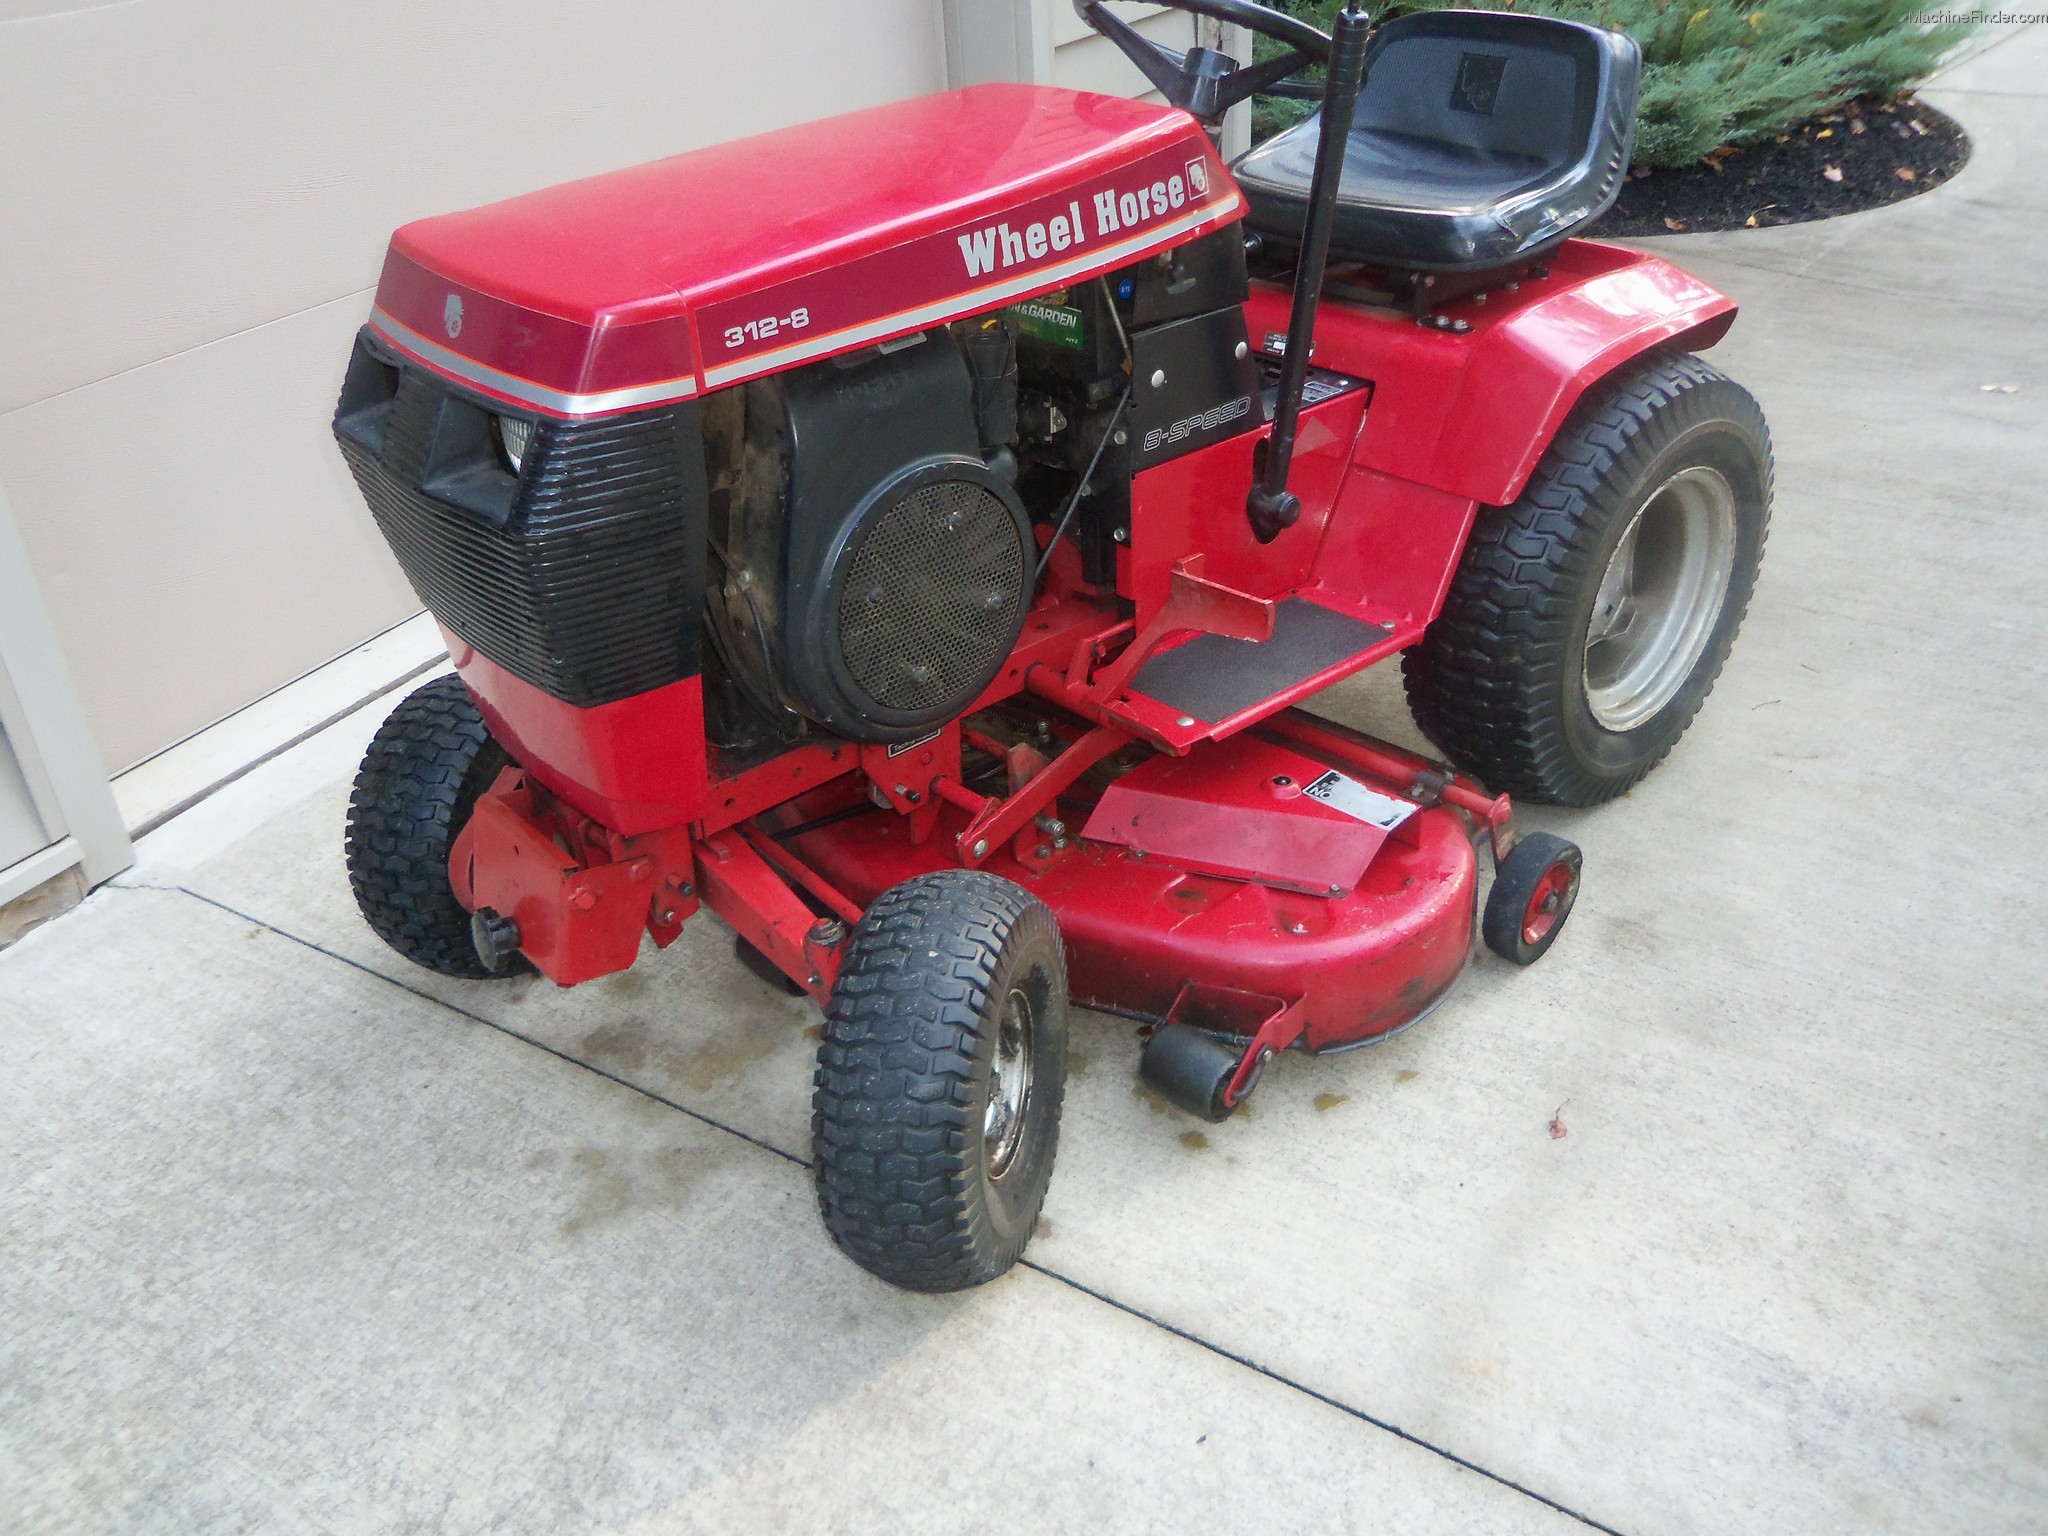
345;674;512;978
812;871;1068;1291
1404;351;1772;805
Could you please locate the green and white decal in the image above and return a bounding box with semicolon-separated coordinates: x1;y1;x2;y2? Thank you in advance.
1008;299;1086;351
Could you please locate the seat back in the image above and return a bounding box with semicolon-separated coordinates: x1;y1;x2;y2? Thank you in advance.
1232;10;1641;276
1357;10;1632;184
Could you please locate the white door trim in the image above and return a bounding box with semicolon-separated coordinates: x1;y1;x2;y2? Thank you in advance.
0;482;131;893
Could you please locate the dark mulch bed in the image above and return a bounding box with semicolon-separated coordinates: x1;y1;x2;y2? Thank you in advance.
1592;94;1970;237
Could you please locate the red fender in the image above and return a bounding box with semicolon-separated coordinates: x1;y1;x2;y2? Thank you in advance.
1246;237;1737;509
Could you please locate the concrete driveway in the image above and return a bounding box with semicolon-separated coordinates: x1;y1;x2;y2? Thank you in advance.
4;28;2043;1536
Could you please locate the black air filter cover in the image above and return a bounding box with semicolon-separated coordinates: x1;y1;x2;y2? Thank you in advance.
809;458;1029;733
767;335;1032;742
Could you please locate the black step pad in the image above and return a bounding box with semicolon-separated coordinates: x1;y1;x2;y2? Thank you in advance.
1132;597;1390;725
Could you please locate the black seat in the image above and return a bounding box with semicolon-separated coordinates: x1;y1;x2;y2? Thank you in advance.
1231;11;1640;275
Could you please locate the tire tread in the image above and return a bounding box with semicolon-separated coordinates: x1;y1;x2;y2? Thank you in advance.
344;674;506;978
811;870;1063;1292
1403;350;1772;805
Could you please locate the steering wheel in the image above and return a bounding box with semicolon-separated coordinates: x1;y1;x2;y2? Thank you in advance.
1072;0;1335;124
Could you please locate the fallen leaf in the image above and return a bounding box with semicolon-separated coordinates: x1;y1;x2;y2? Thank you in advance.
1744;214;1759;227
1776;134;1791;144
1850;117;1867;135
1910;119;1928;135
1663;216;1688;231
1823;165;1844;183
1548;1105;1569;1140
1313;1092;1351;1112
1895;166;1918;182
1816;127;1834;139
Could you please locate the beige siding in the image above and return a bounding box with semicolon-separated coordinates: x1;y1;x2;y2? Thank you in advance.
0;0;947;771
1049;2;1193;98
1047;4;1250;155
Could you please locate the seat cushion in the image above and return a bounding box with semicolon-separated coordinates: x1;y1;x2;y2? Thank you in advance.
1232;12;1640;274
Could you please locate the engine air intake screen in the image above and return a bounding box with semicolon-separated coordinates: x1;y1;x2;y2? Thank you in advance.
838;477;1027;715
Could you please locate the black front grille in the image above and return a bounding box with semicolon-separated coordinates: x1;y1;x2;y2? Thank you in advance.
836;476;1027;715
334;333;705;708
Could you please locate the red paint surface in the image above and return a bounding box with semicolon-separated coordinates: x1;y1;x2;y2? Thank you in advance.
371;85;1236;416
694;831;844;1003
1305;468;1479;631
443;630;707;835
1125;386;1368;629
456;771;698;986
1081;734;1408;895
1244;238;1737;507
791;784;1476;1052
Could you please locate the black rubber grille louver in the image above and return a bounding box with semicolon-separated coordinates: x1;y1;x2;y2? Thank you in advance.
333;337;703;708
835;478;1027;716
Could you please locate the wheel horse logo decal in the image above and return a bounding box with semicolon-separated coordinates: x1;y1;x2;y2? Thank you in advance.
1451;52;1508;116
442;293;464;339
1185;158;1209;197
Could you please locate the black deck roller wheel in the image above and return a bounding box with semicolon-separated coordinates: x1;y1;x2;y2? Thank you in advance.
1482;831;1582;966
1140;1023;1247;1123
734;933;806;996
345;674;514;978
1405;351;1771;805
811;870;1068;1291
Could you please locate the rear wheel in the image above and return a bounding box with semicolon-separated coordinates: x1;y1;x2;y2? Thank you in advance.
812;870;1068;1291
345;674;511;978
1404;351;1771;805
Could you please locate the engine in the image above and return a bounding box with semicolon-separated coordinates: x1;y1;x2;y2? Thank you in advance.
702;332;1031;750
700;225;1261;763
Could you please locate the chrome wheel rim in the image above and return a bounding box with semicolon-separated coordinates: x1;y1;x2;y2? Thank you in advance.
983;986;1036;1178
1582;465;1738;732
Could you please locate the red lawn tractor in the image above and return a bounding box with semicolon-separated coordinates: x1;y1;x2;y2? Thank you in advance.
337;1;1770;1290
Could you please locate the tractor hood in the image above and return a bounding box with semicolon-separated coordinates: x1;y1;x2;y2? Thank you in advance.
365;84;1241;418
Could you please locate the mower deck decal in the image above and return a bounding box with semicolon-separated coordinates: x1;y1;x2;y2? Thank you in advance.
1301;771;1418;832
1132;598;1390;725
366;309;699;417
699;188;1243;391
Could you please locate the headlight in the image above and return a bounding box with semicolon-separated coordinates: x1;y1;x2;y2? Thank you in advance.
494;415;533;475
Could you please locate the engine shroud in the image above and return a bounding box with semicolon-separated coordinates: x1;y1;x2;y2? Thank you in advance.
715;334;1033;744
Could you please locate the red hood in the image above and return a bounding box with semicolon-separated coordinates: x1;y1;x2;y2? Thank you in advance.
366;84;1242;418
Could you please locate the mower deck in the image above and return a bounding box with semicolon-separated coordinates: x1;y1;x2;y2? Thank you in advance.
770;714;1480;1055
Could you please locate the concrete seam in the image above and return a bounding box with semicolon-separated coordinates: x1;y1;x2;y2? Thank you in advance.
1019;1260;1633;1536
127;877;1635;1534
114;878;807;1169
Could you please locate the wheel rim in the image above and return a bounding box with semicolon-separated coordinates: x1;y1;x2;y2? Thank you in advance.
1582;464;1738;732
1522;862;1575;946
983;986;1036;1178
